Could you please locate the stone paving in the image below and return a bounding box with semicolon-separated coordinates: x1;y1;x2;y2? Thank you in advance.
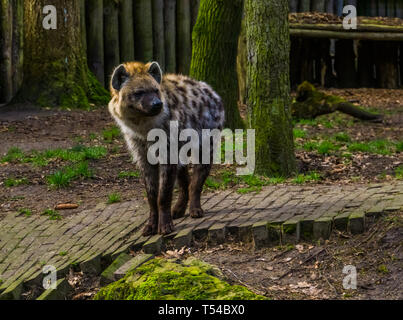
0;181;402;299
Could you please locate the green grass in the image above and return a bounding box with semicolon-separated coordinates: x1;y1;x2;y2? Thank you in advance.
59;251;68;256
4;177;29;187
47;161;93;188
41;209;61;220
395;166;403;179
347;140;395;155
292;172;322;184
18;208;32;217
1;145;107;166
107;193;121;204
293;128;307;139
333;132;351;143
102;126;120;142
118;171;140;179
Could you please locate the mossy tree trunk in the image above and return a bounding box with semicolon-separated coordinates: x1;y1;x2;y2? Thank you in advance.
0;0;13;103
190;0;244;130
164;0;176;73
152;0;165;71
119;0;135;62
134;0;153;62
11;0;24;97
176;0;192;74
18;0;108;108
104;0;120;84
245;0;296;176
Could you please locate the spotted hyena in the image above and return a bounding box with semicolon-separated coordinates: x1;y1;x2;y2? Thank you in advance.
108;61;224;235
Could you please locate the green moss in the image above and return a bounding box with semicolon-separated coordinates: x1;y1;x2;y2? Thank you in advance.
94;258;266;300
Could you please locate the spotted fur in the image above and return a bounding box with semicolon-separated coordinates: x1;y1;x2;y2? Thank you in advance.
108;61;224;235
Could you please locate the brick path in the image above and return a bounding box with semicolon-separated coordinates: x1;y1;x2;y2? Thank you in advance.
0;181;402;298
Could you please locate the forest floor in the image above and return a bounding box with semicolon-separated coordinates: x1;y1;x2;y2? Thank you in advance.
0;88;402;300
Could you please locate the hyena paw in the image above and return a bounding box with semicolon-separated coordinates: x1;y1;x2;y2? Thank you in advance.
172;204;187;220
142;223;158;236
158;221;174;235
190;207;204;219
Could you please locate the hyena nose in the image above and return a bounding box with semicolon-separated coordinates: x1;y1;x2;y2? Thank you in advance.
151;99;163;113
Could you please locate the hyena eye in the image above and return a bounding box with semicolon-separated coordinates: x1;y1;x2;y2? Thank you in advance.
130;91;145;100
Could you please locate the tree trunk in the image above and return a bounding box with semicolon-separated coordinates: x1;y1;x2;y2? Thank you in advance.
79;0;86;53
325;0;334;14
335;39;357;88
164;0;176;73
87;0;105;86
289;0;299;12
176;0;191;74
311;0;325;12
119;0;135;62
299;0;310;12
378;0;386;16
0;0;13;103
133;0;153;62
104;0;120;84
152;0;165;71
245;0;296;176
190;0;244;130
357;41;375;87
376;41;399;88
397;1;403;18
11;0;23;97
18;0;108;108
335;0;343;16
237;16;247;104
191;0;200;29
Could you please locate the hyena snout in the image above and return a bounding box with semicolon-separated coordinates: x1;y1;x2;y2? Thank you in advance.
149;97;163;116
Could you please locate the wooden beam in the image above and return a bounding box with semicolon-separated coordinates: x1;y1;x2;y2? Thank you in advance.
290;28;403;41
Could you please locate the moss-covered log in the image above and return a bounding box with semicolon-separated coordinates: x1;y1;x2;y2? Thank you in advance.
176;0;192;74
164;0;176;73
87;0;105;86
119;0;135;62
152;0;165;71
0;0;13;103
245;0;296;176
190;0;244;130
134;0;153;62
104;0;120;83
16;0;108;108
292;82;383;122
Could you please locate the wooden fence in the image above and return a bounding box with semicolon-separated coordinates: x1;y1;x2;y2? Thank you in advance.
1;1;402;104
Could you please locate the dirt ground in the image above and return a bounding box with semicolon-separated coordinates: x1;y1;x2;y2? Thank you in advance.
0;88;402;218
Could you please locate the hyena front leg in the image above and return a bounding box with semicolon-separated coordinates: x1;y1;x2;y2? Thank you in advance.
158;164;177;234
172;165;189;219
189;164;211;218
141;163;159;236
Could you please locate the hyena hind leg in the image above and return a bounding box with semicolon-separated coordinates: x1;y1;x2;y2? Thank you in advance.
172;166;189;219
189;164;212;218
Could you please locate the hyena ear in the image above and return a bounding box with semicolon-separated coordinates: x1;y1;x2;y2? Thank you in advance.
111;64;129;91
147;62;163;84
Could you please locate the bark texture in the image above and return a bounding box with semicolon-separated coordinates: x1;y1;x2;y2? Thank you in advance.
190;0;244;130
164;0;176;73
134;0;153;62
0;0;13;103
18;0;108;108
152;0;165;71
245;0;296;176
119;0;135;62
104;0;120;83
176;0;192;74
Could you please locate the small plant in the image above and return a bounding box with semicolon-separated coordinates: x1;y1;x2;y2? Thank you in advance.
59;251;68;256
317;141;338;155
41;209;62;220
102;126;120;142
107;193;121;204
47;161;93;188
292;172;321;184
204;177;221;190
334;132;351;143
348;140;395;155
395;166;403;179
18;208;32;217
1;147;26;163
118;171;140;179
377;264;389;274
293;128;307;139
4;177;29;187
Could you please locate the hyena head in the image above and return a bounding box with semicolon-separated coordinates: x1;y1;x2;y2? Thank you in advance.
109;61;166;128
